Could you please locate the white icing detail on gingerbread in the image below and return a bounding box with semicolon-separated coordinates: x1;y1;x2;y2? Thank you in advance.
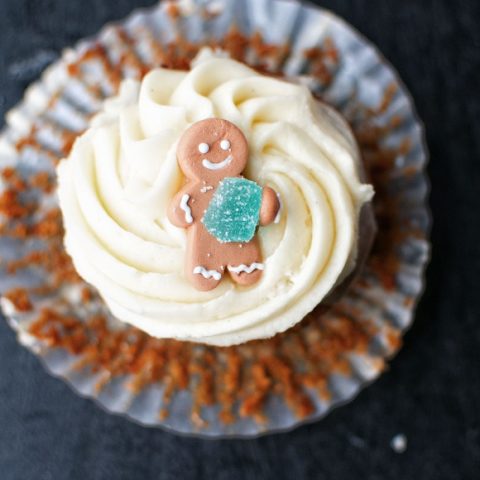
228;262;264;274
180;194;193;224
220;139;231;151
202;155;233;170
200;185;214;193
198;143;210;154
274;192;282;224
193;266;221;280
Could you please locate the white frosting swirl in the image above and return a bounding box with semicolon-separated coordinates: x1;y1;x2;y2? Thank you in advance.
57;49;373;346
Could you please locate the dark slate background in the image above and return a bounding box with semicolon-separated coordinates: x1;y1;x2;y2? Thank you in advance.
0;1;479;479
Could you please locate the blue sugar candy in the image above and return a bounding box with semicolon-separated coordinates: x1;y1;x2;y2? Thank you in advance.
202;177;262;243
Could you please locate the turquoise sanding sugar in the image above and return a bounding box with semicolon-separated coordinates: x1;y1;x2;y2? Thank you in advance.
202;177;262;243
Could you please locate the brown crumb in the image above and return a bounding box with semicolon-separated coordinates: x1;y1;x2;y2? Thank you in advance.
0;190;31;218
29;171;55;193
3;287;32;312
166;2;181;19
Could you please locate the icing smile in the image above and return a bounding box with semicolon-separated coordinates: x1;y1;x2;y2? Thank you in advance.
202;155;233;170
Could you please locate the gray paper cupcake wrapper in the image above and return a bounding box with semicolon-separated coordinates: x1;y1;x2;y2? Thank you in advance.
0;0;430;437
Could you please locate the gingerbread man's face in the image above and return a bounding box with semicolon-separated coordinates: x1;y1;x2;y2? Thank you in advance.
176;118;248;183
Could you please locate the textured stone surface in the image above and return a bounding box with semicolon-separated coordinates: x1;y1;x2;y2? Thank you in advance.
0;1;479;479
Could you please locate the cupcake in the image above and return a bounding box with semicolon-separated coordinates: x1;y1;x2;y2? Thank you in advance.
0;0;429;436
56;48;374;346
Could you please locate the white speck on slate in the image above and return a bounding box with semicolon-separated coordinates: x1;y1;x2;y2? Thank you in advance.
390;434;407;453
348;434;366;449
8;50;58;80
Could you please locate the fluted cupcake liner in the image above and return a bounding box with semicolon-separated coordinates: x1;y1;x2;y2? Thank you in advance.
0;0;430;437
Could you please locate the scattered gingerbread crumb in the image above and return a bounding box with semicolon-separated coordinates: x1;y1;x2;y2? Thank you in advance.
3;287;32;312
166;2;181;19
0;189;32;218
29;171;54;193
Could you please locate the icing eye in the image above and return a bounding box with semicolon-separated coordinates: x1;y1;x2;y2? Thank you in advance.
220;139;231;151
198;143;210;154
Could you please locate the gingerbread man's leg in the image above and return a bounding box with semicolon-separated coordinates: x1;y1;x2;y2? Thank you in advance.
185;226;224;291
225;238;263;287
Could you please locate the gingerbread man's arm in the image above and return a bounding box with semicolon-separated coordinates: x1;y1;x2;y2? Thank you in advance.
168;186;196;228
259;186;280;226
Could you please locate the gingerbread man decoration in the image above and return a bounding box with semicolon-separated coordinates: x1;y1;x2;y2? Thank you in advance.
168;118;280;291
